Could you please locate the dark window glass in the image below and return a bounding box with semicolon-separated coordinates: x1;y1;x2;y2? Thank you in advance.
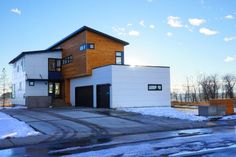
148;84;162;91
49;59;61;71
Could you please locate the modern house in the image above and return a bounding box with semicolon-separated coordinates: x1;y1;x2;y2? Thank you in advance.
9;26;171;108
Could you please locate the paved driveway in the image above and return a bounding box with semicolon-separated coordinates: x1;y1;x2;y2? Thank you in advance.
1;107;208;149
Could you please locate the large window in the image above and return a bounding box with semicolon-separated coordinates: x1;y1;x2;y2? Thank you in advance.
48;59;61;72
115;51;124;65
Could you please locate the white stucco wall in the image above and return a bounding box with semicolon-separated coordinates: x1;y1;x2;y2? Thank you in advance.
24;51;61;80
11;57;26;105
11;50;62;105
70;65;171;108
111;65;171;108
70;66;112;107
25;81;48;96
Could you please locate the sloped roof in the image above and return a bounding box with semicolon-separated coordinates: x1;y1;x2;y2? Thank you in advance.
47;26;129;50
9;49;61;64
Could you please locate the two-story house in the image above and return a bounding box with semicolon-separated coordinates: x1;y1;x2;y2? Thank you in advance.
9;26;171;108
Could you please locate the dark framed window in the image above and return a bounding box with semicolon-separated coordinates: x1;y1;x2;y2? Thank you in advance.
48;58;61;71
115;51;124;65
148;84;162;91
62;55;73;65
87;43;95;49
29;81;35;86
79;43;95;51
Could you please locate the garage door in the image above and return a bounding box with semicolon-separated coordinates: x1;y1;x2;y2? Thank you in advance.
97;84;110;108
75;86;93;107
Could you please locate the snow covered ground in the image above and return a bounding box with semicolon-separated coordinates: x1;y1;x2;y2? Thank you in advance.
120;107;207;121
0;112;40;139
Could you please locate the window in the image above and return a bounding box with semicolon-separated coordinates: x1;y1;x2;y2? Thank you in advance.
87;43;95;49
48;82;54;94
148;84;162;91
79;43;95;51
29;81;35;86
115;51;124;65
48;59;61;71
80;44;86;51
62;55;73;65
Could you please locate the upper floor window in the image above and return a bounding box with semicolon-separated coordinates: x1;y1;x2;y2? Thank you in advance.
115;51;124;65
79;43;95;51
49;58;61;72
62;55;73;65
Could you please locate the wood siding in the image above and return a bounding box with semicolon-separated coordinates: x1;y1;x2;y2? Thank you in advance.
55;30;126;105
59;31;87;79
86;31;124;74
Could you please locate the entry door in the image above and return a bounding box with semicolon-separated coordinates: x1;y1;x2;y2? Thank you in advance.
48;82;61;98
75;86;93;107
97;84;110;108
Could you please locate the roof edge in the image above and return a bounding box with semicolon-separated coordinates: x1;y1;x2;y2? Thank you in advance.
9;49;61;64
47;26;129;50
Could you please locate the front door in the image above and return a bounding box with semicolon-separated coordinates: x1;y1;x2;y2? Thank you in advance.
48;82;61;98
97;84;110;108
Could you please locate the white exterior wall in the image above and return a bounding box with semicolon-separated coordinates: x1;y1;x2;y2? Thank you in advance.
11;51;61;105
70;66;112;107
12;57;26;105
24;51;61;80
24;51;61;97
70;65;170;108
111;66;171;108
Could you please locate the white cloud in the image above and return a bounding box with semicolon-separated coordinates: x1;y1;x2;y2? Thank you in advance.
112;27;127;36
224;36;236;42
149;24;155;29
166;32;173;37
127;23;132;27
188;18;206;26
167;16;183;28
10;8;21;15
199;28;218;36
129;30;140;36
224;56;235;62
139;20;145;27
225;15;234;19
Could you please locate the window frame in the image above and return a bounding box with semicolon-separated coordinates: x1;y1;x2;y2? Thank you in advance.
148;84;162;91
115;51;124;65
29;81;35;86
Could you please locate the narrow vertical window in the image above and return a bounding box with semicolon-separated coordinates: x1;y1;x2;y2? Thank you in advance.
115;51;124;65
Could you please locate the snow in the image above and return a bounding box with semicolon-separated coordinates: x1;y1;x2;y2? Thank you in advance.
120;107;207;121
0;106;27;110
0;112;40;139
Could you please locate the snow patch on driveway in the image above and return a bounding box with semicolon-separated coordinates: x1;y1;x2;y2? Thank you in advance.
0;112;40;139
120;107;207;121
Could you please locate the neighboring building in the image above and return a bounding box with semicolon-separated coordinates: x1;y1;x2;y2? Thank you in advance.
9;26;171;108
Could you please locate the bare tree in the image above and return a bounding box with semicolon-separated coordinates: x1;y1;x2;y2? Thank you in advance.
222;74;236;98
198;74;220;101
0;68;7;107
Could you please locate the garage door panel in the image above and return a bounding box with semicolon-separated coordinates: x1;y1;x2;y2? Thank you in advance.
75;86;93;107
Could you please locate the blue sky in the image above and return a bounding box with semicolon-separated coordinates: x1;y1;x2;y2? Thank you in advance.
1;0;236;90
